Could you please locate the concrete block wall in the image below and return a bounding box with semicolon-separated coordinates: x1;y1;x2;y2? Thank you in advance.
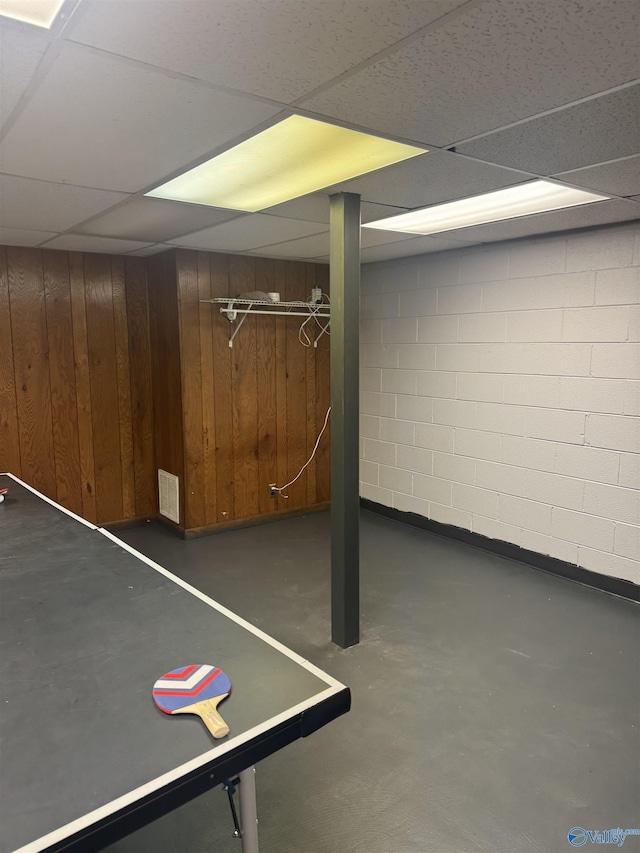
360;221;640;584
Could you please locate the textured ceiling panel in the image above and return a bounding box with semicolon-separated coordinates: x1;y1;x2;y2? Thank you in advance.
0;226;56;247
458;86;640;174
0;44;279;191
169;215;325;252
78;197;241;242
0;21;50;126
263;194;406;224
126;244;175;257
244;222;422;261
555;156;640;198
0;174;128;232
327;149;527;208
39;234;152;253
360;233;473;263
301;0;640;146
247;232;330;260
65;0;467;103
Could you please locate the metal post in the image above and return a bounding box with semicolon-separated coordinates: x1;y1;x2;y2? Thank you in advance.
330;192;360;648
238;766;259;852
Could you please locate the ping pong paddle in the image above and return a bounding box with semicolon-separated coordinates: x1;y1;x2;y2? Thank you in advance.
0;488;8;504
152;664;231;739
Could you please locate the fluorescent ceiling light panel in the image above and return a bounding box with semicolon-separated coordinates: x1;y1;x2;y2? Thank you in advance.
363;180;609;235
0;0;65;27
146;116;426;212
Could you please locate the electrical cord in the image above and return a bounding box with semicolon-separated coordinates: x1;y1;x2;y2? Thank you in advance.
273;405;331;499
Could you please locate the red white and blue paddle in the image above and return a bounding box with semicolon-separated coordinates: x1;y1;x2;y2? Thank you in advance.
152;664;231;739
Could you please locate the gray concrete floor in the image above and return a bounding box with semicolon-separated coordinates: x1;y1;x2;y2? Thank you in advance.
110;510;639;853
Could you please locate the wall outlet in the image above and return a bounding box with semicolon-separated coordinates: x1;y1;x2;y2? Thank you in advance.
269;484;277;497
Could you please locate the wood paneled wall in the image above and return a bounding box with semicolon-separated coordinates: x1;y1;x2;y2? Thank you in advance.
0;246;154;524
148;249;330;531
0;244;329;531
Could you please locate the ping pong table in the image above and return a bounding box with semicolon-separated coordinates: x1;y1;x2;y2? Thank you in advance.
0;473;350;853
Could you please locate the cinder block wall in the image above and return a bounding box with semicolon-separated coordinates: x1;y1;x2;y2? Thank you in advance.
360;221;639;584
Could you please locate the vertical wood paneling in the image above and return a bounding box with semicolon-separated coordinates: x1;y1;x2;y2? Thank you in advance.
4;245;154;525
84;254;123;523
229;255;259;520
255;258;277;515
3;242;326;530
177;250;206;529
147;251;184;524
210;254;234;523
43;250;82;515
7;248;56;497
284;261;308;507
197;252;217;525
125;258;154;518
69;253;97;523
112;257;135;519
0;247;21;475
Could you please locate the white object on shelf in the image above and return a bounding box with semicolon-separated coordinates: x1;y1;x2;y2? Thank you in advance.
200;297;330;348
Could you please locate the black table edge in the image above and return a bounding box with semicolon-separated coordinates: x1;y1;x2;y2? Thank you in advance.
25;686;350;853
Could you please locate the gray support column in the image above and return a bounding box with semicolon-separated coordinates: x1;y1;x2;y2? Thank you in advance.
329;192;361;648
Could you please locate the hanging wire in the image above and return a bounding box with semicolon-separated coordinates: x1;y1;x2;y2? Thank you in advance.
273;406;331;498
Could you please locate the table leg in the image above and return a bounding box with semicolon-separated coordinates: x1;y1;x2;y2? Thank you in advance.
239;766;259;852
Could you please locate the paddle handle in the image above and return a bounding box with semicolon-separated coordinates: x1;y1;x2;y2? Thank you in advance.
167;695;230;738
201;699;229;738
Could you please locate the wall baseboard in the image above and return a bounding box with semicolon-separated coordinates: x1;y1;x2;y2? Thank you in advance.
101;515;153;531
361;498;639;603
158;502;331;539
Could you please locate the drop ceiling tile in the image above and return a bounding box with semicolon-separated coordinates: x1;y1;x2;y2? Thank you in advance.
361;234;474;263
247;232;330;260
555;155;640;198
78;197;242;242
260;194;330;223
361;229;419;248
0;21;50;126
246;220;440;261
66;0;466;103
429;198;640;244
301;0;639;146
263;193;408;224
127;244;175;257
169;214;325;252
0;174;129;232
0;226;56;246
39;234;152;254
327;149;527;208
0;43;279;191
458;86;640;175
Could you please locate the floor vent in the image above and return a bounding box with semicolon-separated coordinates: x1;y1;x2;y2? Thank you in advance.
158;469;180;524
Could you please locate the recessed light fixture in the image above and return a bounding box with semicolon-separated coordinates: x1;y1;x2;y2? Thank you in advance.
146;115;426;212
0;0;66;28
363;180;610;235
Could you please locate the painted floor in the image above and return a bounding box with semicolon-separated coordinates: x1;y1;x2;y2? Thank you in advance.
109;510;639;853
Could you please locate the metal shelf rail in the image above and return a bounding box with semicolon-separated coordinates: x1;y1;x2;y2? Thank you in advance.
200;297;331;347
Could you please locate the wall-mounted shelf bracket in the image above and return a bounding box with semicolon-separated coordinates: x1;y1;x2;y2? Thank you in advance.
200;298;330;348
